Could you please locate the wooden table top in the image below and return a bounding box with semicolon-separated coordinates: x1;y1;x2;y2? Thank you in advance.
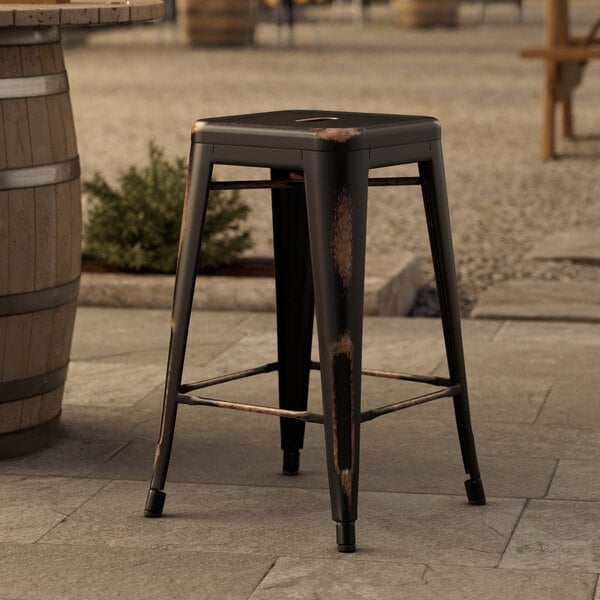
0;0;164;27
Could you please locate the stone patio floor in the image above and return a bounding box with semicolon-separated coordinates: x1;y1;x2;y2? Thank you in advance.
2;307;600;598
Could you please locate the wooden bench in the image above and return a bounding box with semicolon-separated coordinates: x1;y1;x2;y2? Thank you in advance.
521;0;600;159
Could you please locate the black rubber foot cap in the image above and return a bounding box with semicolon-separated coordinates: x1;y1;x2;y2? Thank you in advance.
465;478;486;505
283;450;300;475
144;489;166;517
336;522;356;553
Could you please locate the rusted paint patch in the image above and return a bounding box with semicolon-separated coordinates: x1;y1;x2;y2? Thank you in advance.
331;331;355;503
192;120;207;134
333;331;353;361
313;127;362;143
153;442;162;470
177;198;189;258
330;189;353;289
340;468;353;499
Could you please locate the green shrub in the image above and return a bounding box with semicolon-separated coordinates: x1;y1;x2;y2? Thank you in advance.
83;142;252;273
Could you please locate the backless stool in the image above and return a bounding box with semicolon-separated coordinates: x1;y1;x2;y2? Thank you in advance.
144;110;486;552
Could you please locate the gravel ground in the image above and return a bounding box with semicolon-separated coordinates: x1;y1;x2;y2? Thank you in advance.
64;2;600;314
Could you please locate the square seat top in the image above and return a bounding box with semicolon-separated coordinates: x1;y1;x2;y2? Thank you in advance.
192;110;440;152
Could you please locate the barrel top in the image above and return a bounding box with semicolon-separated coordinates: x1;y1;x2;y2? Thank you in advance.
0;0;164;27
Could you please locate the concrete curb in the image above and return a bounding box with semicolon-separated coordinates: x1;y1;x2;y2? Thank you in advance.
78;251;421;316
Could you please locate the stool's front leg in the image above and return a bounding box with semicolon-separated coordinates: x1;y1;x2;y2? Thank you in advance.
145;143;213;518
303;150;369;553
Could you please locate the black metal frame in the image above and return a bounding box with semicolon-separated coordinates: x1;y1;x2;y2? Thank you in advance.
144;112;485;554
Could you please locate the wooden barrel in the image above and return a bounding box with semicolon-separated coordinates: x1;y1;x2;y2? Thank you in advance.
391;0;458;27
0;27;81;458
178;0;258;46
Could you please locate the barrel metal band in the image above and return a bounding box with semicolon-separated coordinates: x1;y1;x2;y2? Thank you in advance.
0;156;80;191
0;26;61;46
0;363;69;404
0;277;80;317
0;71;68;100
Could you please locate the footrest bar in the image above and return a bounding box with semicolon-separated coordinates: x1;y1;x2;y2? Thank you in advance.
209;176;425;191
360;384;461;422
311;361;451;387
177;393;325;423
178;383;459;424
361;368;451;387
180;362;279;393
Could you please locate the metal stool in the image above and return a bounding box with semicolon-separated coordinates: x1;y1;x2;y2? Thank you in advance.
144;110;486;553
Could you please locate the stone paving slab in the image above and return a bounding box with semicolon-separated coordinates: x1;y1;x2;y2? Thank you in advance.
477;421;600;461
0;477;108;544
64;342;236;408
363;314;502;341
461;340;562;380
71;307;249;360
249;557;597;600
408;372;551;424
495;320;600;346
547;460;600;502
471;280;600;322
42;480;524;567
501;499;600;573
0;439;128;479
64;358;168;409
526;229;600;264
0;543;273;600
537;371;600;429
60;402;163;440
71;308;169;360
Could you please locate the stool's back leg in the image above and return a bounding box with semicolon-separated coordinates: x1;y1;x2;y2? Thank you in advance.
303;149;369;552
418;145;486;506
271;169;315;475
145;143;214;517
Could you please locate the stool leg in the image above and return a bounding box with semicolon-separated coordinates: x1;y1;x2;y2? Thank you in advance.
271;169;315;475
419;145;486;506
303;150;369;552
145;143;213;518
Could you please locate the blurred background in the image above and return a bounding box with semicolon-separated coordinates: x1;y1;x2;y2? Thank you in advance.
65;0;600;313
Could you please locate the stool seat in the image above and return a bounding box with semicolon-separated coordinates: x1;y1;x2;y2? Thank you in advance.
145;110;485;553
192;110;440;151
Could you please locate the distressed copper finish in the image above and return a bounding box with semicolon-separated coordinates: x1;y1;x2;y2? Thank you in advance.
360;368;451;387
313;127;362;143
192;120;207;133
333;331;354;359
330;190;353;289
331;332;356;501
178;393;325;423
